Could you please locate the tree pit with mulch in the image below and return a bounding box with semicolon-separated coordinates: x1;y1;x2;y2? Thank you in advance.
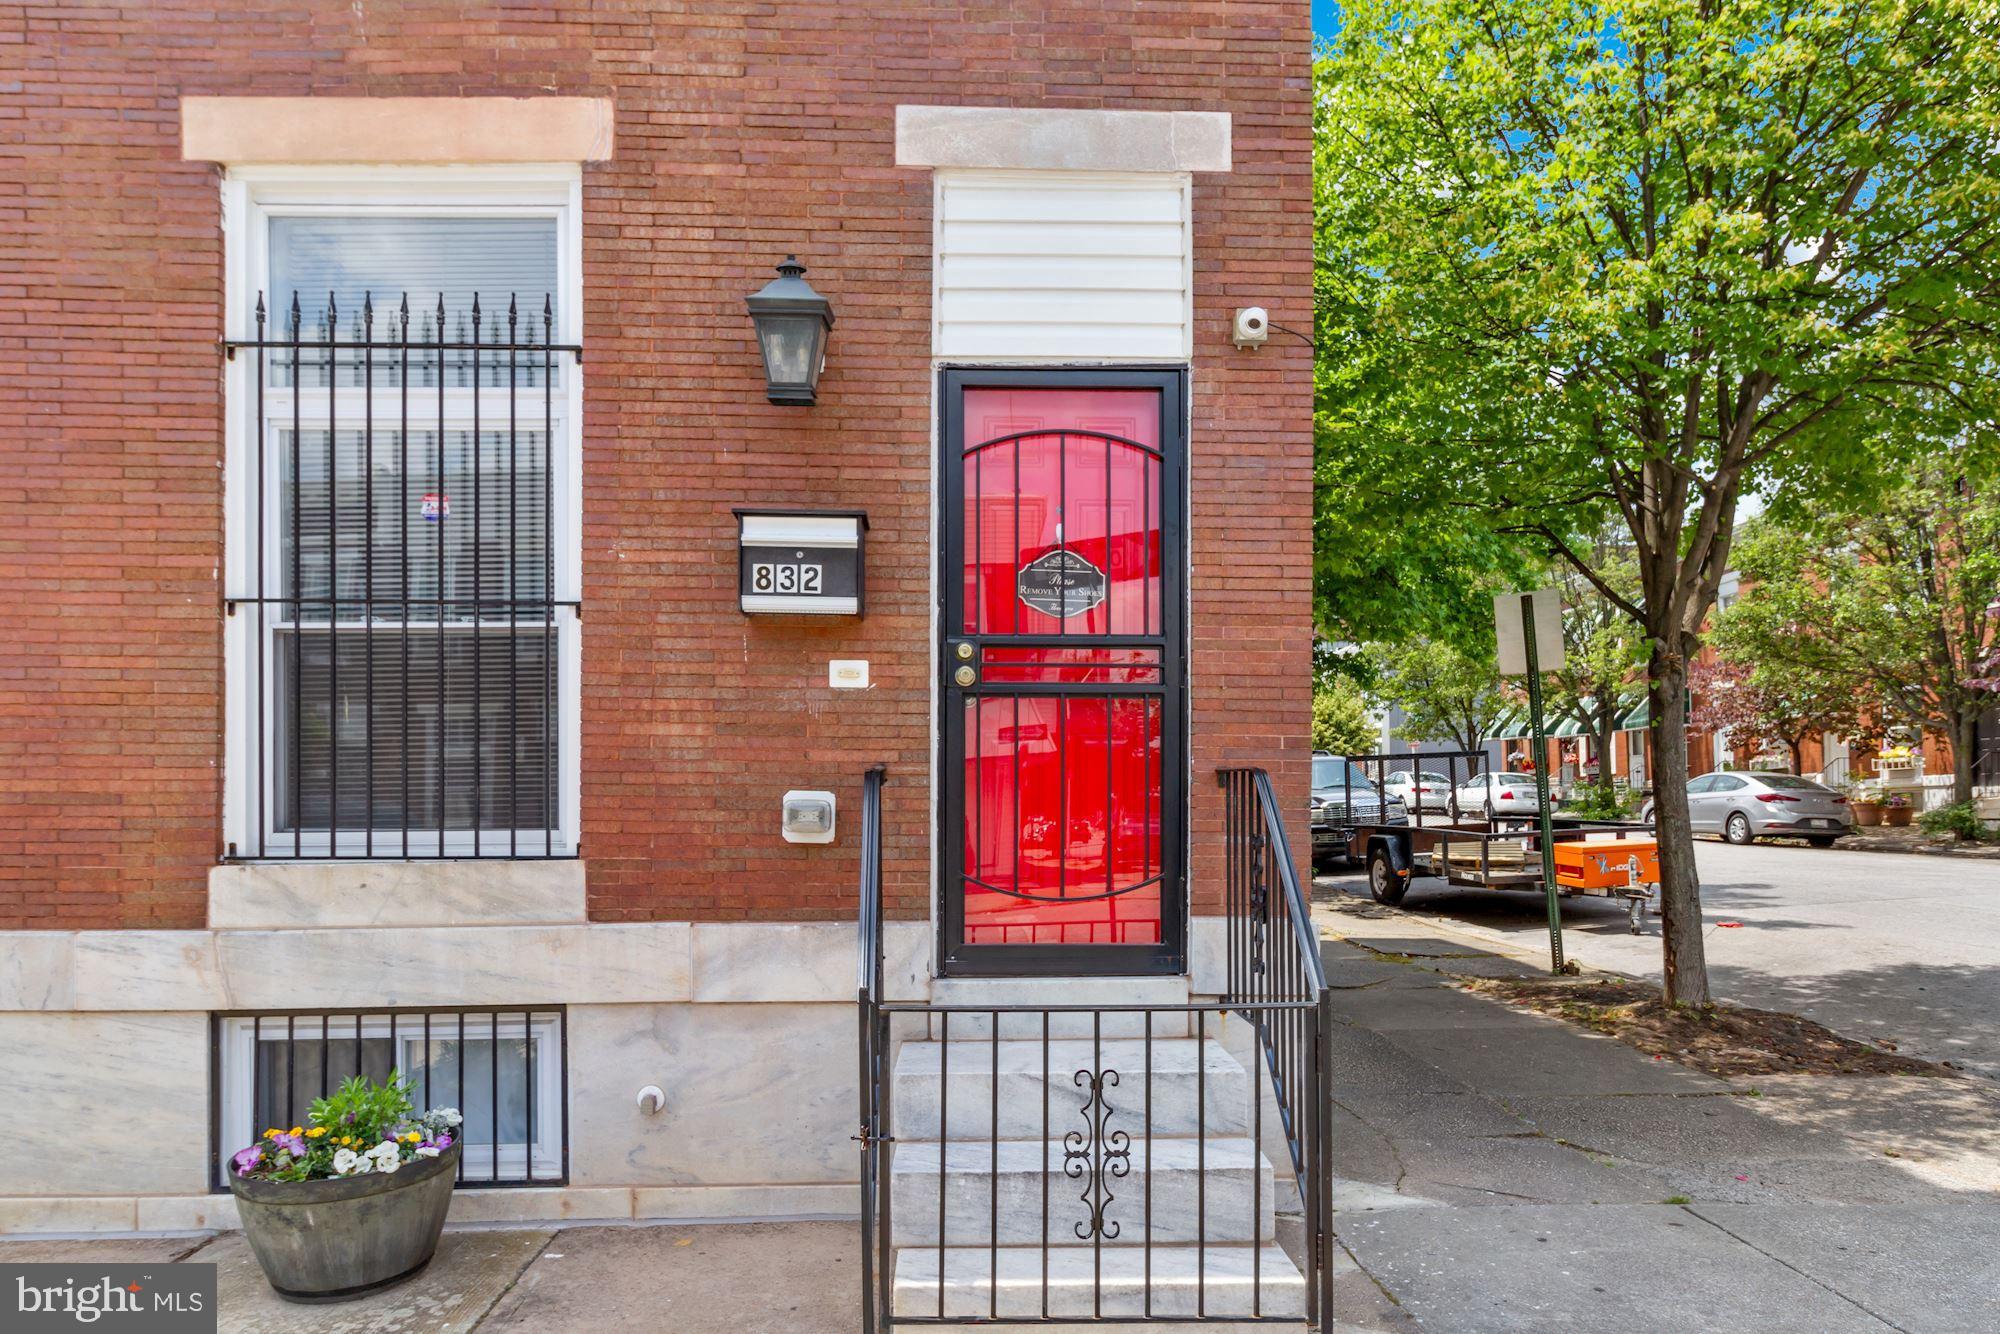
1458;976;1956;1079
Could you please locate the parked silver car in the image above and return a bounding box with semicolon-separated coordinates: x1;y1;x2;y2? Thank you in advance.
1638;772;1851;846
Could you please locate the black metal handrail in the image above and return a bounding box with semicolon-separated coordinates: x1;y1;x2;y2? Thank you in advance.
858;765;889;1000
857;765;891;1334
1219;766;1334;1324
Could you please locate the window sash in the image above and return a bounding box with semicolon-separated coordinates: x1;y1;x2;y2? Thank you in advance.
269;625;557;845
264;420;556;618
267;212;561;334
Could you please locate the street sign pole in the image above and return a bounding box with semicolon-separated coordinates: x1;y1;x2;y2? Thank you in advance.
1520;592;1566;975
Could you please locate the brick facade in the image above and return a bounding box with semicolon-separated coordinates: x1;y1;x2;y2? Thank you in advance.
0;3;1313;931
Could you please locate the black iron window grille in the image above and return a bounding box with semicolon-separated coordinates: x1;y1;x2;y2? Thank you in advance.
224;289;581;859
209;1006;570;1191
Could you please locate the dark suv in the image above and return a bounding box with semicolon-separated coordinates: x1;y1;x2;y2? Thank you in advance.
1310;753;1407;866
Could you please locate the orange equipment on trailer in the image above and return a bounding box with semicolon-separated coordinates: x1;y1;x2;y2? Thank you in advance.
1552;836;1659;891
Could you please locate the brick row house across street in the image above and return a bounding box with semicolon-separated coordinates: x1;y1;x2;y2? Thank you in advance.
1;4;1330;1326
1489;572;2000;800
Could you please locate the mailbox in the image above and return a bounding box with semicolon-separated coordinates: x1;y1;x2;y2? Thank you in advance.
734;509;866;615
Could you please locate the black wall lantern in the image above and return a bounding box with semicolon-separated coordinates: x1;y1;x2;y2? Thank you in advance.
745;256;834;406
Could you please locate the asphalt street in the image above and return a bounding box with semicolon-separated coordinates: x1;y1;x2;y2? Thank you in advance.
1319;839;2000;1080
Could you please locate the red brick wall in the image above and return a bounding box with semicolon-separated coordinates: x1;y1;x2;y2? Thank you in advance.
0;2;1313;930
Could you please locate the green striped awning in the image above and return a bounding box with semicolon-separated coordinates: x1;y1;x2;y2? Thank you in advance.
1493;693;1647;741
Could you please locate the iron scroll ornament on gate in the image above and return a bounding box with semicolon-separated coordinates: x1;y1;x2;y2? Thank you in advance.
1063;1066;1133;1240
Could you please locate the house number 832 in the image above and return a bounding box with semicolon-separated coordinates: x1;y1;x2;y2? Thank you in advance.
751;562;822;595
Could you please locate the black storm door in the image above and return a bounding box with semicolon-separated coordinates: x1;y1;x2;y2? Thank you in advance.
939;368;1187;977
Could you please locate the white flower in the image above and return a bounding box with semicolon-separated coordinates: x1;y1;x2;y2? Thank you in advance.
367;1140;402;1174
414;1145;440;1158
332;1148;370;1176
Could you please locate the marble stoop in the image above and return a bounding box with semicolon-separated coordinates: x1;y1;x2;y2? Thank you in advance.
891;1244;1307;1320
892;1037;1254;1140
922;976;1199;1039
885;1031;1310;1328
890;1137;1274;1247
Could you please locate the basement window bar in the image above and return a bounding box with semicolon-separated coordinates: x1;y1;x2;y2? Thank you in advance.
210;1008;569;1191
226;260;580;858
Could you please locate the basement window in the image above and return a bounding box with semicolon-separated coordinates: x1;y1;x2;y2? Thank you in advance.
210;1007;568;1190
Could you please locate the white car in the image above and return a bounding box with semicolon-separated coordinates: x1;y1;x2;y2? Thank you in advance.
1383;770;1456;812
1454;771;1543;818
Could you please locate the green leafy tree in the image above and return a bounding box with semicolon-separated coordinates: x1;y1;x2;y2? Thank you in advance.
1313;39;1532;654
1316;1;2000;1003
1718;464;2000;802
1312;676;1379;755
1364;638;1511;753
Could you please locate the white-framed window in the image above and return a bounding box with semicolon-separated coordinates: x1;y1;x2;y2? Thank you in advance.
212;1009;567;1189
221;167;582;858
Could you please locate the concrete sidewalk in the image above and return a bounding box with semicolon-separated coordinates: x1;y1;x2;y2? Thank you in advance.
0;1220;860;1333
1314;893;2000;1332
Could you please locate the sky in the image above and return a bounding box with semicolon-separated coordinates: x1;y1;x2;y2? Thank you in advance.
1311;1;1340;41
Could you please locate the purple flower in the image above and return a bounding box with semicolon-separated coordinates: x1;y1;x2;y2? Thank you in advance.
435;1134;452;1150
274;1132;308;1158
232;1146;263;1176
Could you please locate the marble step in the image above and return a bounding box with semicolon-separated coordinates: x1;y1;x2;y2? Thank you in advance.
890;1136;1275;1248
923;976;1197;1039
892;1037;1253;1140
892;1243;1308;1321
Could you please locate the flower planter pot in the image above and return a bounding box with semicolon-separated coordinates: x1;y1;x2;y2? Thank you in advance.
1883;806;1914;827
1852;801;1883;827
228;1144;459;1303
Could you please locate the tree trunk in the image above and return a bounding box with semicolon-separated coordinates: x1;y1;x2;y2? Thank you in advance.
1597;716;1617;793
1788;737;1803;774
1954;709;1979;809
1648;647;1711;1007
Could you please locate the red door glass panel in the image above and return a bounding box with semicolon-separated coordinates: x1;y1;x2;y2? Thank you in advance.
961;389;1162;639
961;695;1163;945
953;387;1167;951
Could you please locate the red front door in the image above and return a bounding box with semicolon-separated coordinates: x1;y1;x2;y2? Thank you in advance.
940;370;1185;976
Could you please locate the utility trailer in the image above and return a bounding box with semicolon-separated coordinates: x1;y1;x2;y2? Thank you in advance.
1337;750;1662;934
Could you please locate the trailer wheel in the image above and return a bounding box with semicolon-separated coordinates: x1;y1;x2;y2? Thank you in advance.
1367;843;1410;907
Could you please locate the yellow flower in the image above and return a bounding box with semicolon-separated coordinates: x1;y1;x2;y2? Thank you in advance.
262;1128;280;1139
289;1127;303;1137
305;1127;327;1138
